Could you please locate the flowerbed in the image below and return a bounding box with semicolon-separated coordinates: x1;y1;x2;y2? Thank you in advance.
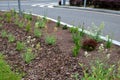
0;10;120;80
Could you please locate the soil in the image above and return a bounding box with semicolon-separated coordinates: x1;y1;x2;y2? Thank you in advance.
0;11;120;80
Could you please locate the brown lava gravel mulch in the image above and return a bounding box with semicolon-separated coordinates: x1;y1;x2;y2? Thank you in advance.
0;11;120;80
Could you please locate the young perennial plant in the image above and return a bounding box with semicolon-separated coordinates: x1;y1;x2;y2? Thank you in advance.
25;21;31;32
1;30;7;38
89;22;104;42
8;33;16;42
106;35;112;48
34;28;42;38
56;16;61;27
45;35;56;45
22;48;35;63
16;41;25;51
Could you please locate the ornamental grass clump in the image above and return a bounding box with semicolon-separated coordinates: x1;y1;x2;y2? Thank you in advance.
5;12;12;22
22;48;35;63
1;30;7;38
72;32;82;57
24;13;32;21
18;21;24;28
105;35;112;48
16;41;25;51
72;43;81;57
82;39;97;51
34;28;42;38
35;20;46;28
45;35;56;45
69;27;79;33
8;33;16;43
25;21;31;32
90;23;104;42
0;24;3;30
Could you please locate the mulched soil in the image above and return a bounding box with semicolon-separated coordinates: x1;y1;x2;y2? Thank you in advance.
0;11;120;80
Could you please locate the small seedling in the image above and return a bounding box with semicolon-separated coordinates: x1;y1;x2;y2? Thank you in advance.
43;15;47;23
24;13;32;21
45;35;56;45
72;46;79;57
5;12;11;22
25;21;31;32
106;35;112;48
0;24;3;29
71;73;79;80
56;16;61;27
79;25;85;37
69;27;79;33
0;17;3;21
34;28;42;38
16;41;25;51
22;48;35;63
62;25;68;30
72;32;81;45
18;21;24;28
1;30;7;38
8;34;15;42
35;20;45;28
90;23;104;42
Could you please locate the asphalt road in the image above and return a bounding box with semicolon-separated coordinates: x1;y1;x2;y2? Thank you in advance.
0;0;120;42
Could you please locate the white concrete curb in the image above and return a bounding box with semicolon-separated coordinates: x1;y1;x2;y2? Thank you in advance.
1;10;120;46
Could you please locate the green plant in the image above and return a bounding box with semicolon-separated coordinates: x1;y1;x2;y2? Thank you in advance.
35;19;46;28
106;35;112;48
5;12;12;22
72;44;80;57
22;48;35;63
25;21;31;32
0;53;22;80
45;35;56;45
62;25;68;30
71;73;79;80
8;33;15;42
1;30;7;38
10;9;17;16
18;21;24;28
0;17;3;21
0;24;2;29
79;25;85;37
42;15;47;23
34;28;42;38
82;39;97;51
81;60;119;80
56;16;61;27
72;32;81;44
69;27;79;33
16;41;25;51
15;19;19;25
24;13;32;21
90;23;104;42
